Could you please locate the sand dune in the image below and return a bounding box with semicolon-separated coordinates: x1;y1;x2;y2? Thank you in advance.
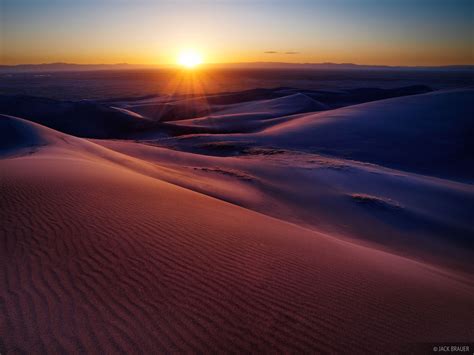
168;93;327;133
214;92;328;115
257;89;474;180
167;93;328;133
2;83;474;353
1;115;474;353
168;89;474;181
96;89;474;273
107;85;432;124
0;114;51;155
0;95;154;138
97;139;474;275
0;85;435;139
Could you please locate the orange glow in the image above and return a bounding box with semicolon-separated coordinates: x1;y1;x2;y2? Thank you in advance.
177;50;203;69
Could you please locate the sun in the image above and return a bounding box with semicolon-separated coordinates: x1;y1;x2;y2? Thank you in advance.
178;49;203;69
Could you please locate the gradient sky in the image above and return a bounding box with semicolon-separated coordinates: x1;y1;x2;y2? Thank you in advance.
1;0;473;66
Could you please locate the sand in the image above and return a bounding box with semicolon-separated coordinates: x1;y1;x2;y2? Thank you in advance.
1;86;473;352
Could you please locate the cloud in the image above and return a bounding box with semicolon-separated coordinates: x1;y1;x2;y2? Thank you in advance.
263;51;300;54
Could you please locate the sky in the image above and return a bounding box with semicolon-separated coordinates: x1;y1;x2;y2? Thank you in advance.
1;0;473;66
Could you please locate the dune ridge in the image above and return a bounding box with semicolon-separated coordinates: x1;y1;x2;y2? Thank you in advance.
1;88;473;353
164;89;474;181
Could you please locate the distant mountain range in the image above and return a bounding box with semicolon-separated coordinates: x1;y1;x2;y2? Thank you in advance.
1;62;473;72
207;62;474;70
0;62;136;72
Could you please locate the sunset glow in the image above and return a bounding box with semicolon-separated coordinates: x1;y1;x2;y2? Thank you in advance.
2;0;473;66
1;0;473;353
178;50;203;69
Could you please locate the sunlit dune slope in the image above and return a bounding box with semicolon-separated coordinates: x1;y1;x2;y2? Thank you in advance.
171;89;474;181
96;138;474;276
256;89;474;180
111;85;431;124
1;115;474;353
169;93;328;133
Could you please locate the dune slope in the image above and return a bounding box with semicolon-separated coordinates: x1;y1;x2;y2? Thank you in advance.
0;95;153;138
168;93;328;133
96;139;474;275
169;89;474;181
1;115;474;353
257;89;474;180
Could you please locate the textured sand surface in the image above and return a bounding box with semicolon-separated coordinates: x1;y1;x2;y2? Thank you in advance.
1;86;473;353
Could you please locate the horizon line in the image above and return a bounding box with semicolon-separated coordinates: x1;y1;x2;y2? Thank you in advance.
1;61;474;68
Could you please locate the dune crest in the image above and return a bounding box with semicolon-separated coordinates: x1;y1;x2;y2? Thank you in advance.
1;86;473;353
